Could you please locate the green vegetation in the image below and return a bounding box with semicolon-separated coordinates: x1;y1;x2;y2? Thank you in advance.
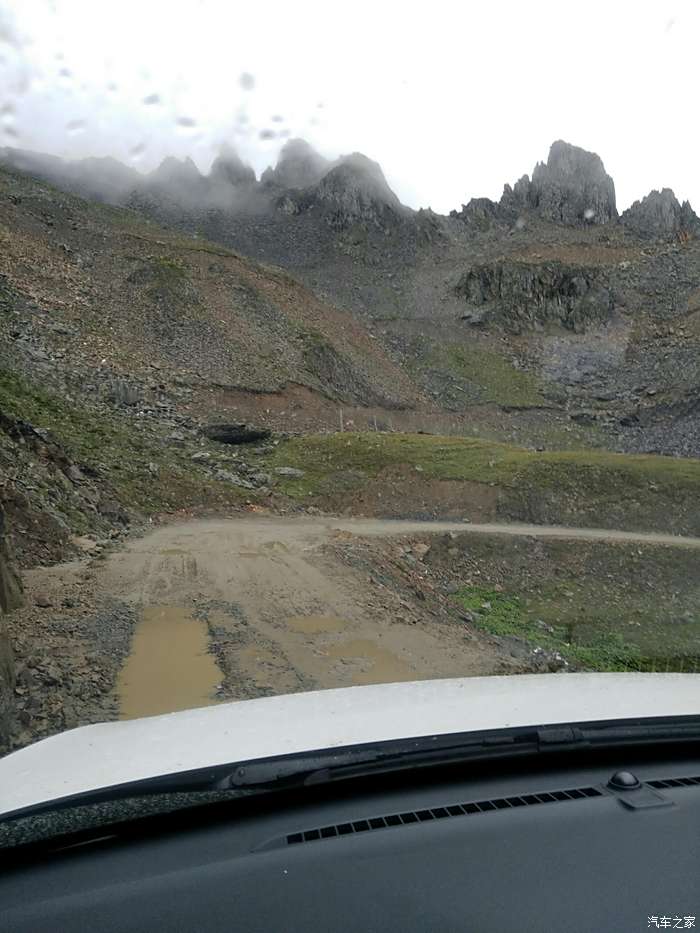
265;431;700;534
426;342;547;408
452;585;644;671
433;532;700;673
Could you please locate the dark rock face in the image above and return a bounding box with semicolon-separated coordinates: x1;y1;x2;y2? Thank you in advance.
621;188;699;239
455;260;615;333
501;141;617;225
261;138;330;190
202;423;271;445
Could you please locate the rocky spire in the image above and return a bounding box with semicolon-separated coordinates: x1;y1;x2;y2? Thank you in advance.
209;144;256;187
261;138;330;190
501;140;617;225
150;155;203;187
621;188;699;239
309;152;404;229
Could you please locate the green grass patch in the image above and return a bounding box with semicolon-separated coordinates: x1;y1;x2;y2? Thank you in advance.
433;532;700;672
452;585;644;671
265;431;700;533
426;342;547;408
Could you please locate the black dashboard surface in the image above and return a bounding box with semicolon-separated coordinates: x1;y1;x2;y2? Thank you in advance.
2;753;699;932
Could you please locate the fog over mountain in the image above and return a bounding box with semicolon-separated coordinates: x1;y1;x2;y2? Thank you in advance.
1;1;699;213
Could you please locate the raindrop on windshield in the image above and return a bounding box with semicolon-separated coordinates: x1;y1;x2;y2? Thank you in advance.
271;114;284;123
142;93;161;106
129;142;146;159
259;128;276;140
239;72;255;91
176;116;197;129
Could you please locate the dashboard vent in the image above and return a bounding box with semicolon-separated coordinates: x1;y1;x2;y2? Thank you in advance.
286;785;602;846
647;775;700;789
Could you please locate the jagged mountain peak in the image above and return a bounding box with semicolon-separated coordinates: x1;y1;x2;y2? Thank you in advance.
209;144;256;187
307;151;404;229
261;138;330;190
316;152;400;206
621;187;699;239
150;155;203;185
500;140;617;226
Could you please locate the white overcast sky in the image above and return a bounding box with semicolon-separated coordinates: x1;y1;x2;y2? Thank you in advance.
1;0;698;213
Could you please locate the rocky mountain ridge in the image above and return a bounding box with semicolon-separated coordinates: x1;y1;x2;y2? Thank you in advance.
5;137;698;242
1;138;698;465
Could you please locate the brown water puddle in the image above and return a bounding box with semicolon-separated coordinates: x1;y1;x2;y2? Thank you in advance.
116;606;223;720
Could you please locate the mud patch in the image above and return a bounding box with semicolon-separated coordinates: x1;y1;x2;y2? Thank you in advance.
286;613;347;634
326;638;423;686
116;606;223;719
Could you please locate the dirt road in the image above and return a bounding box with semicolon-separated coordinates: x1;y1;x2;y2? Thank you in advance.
98;516;700;719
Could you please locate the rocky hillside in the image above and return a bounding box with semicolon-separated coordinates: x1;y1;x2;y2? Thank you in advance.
1;138;699;568
0;160;436;565
7;137;698;461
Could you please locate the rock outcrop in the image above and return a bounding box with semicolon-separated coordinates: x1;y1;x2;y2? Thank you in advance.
455;260;615;333
501;141;618;225
450;197;505;229
621;188;699;239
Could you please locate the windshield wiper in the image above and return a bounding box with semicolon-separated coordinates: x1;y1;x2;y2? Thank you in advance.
3;715;700;825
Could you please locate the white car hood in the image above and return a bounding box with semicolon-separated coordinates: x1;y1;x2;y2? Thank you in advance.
1;673;698;818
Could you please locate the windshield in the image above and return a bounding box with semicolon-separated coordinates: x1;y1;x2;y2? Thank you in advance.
0;0;699;776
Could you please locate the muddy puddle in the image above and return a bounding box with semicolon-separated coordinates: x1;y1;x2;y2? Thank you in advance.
116;606;223;719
